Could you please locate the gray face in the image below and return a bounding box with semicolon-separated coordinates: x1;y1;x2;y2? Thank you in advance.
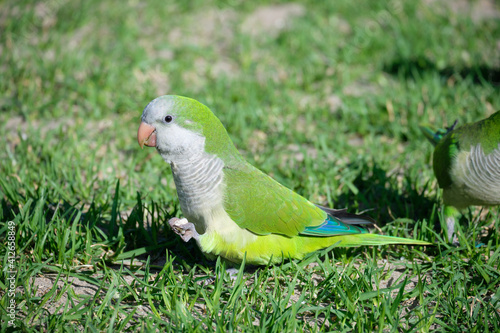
141;96;206;162
141;95;178;125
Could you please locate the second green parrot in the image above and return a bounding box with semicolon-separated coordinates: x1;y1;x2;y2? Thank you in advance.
421;111;500;243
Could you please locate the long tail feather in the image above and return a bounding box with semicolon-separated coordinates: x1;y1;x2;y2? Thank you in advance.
334;233;432;246
304;205;432;246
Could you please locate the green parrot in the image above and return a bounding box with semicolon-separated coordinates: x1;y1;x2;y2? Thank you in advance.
420;111;500;243
138;95;430;265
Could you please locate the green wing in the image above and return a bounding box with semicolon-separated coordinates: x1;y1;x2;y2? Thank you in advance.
223;163;327;237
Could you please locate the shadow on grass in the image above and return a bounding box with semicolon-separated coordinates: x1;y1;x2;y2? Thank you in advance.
335;162;438;225
0;181;209;269
324;160;443;259
384;55;500;86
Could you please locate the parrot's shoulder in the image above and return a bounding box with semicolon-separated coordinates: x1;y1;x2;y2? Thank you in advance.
454;111;500;155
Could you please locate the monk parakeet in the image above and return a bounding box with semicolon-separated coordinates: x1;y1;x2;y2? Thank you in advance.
138;95;430;265
420;111;500;243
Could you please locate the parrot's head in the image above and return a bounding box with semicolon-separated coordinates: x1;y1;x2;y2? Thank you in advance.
137;95;239;162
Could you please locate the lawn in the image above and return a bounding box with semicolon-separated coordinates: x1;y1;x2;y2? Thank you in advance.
1;0;500;331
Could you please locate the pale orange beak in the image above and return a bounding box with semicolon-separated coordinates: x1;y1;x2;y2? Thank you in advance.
137;122;157;148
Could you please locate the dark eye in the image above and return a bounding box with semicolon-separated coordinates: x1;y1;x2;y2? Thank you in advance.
165;115;173;123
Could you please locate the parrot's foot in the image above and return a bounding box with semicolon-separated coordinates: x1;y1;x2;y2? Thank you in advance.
168;217;199;242
197;277;214;286
196;268;239;286
446;216;459;245
226;268;239;281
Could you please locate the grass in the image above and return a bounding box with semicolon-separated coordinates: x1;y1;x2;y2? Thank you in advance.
1;0;500;331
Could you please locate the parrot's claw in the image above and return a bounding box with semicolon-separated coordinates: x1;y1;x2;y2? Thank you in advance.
226;268;239;281
168;217;200;242
445;216;459;246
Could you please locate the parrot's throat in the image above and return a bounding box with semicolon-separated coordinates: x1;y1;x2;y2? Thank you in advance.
169;152;225;234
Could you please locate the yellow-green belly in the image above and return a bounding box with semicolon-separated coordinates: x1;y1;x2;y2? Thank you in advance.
198;231;422;265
